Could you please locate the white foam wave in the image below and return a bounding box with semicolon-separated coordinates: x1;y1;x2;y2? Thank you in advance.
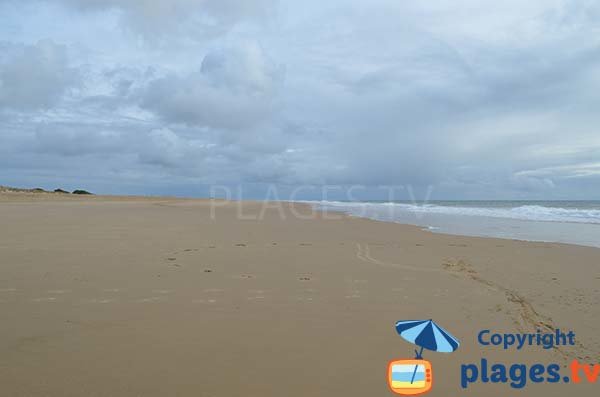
307;201;600;224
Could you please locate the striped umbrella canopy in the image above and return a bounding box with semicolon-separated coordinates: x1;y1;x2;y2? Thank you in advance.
395;319;460;356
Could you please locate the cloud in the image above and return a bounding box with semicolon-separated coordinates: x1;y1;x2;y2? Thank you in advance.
2;0;600;198
141;42;284;129
516;163;600;180
58;0;274;21
5;0;277;38
138;127;216;168
0;40;77;111
32;122;125;156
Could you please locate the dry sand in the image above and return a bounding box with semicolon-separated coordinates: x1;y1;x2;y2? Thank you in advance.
1;193;599;396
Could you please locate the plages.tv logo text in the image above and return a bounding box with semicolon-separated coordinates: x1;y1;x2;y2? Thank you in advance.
461;329;600;389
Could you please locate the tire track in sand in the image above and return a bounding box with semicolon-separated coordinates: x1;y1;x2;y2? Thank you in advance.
354;243;589;360
355;243;438;273
442;258;590;361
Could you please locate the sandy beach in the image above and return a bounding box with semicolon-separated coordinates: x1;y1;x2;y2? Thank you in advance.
1;192;599;396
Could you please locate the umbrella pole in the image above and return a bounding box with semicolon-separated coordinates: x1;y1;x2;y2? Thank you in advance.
410;347;424;384
414;346;423;359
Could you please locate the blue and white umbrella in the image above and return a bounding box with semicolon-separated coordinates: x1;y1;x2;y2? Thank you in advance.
395;319;460;384
395;319;460;355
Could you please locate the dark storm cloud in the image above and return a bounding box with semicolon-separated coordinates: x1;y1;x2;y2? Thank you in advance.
1;0;600;198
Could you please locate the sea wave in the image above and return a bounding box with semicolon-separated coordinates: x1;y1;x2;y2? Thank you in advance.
306;201;600;224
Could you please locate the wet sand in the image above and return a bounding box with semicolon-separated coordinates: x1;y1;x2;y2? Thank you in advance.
1;193;599;396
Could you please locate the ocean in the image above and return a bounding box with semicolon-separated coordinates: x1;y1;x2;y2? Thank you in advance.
307;200;600;248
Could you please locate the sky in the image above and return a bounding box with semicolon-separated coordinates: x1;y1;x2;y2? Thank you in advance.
1;0;599;200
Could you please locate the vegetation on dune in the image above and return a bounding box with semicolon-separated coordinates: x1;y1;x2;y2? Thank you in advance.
0;186;94;195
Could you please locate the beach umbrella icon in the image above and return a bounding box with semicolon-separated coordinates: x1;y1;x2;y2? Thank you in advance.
395;319;460;384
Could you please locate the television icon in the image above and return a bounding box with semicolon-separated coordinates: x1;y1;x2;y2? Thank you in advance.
387;359;433;395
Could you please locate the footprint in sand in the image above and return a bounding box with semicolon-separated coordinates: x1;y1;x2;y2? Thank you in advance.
298;276;311;281
136;296;166;303
440;257;581;358
86;298;115;304
442;259;477;275
247;296;265;301
235;243;247;247
31;297;58;302
247;289;267;300
431;288;450;297
47;289;70;294
192;299;217;304
233;274;255;279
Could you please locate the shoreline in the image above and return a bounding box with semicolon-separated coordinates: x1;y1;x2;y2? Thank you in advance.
341;211;600;250
3;190;600;250
308;201;600;249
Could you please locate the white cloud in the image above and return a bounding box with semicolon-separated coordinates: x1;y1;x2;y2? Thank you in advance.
1;0;600;198
0;40;78;110
8;0;277;38
141;42;284;129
